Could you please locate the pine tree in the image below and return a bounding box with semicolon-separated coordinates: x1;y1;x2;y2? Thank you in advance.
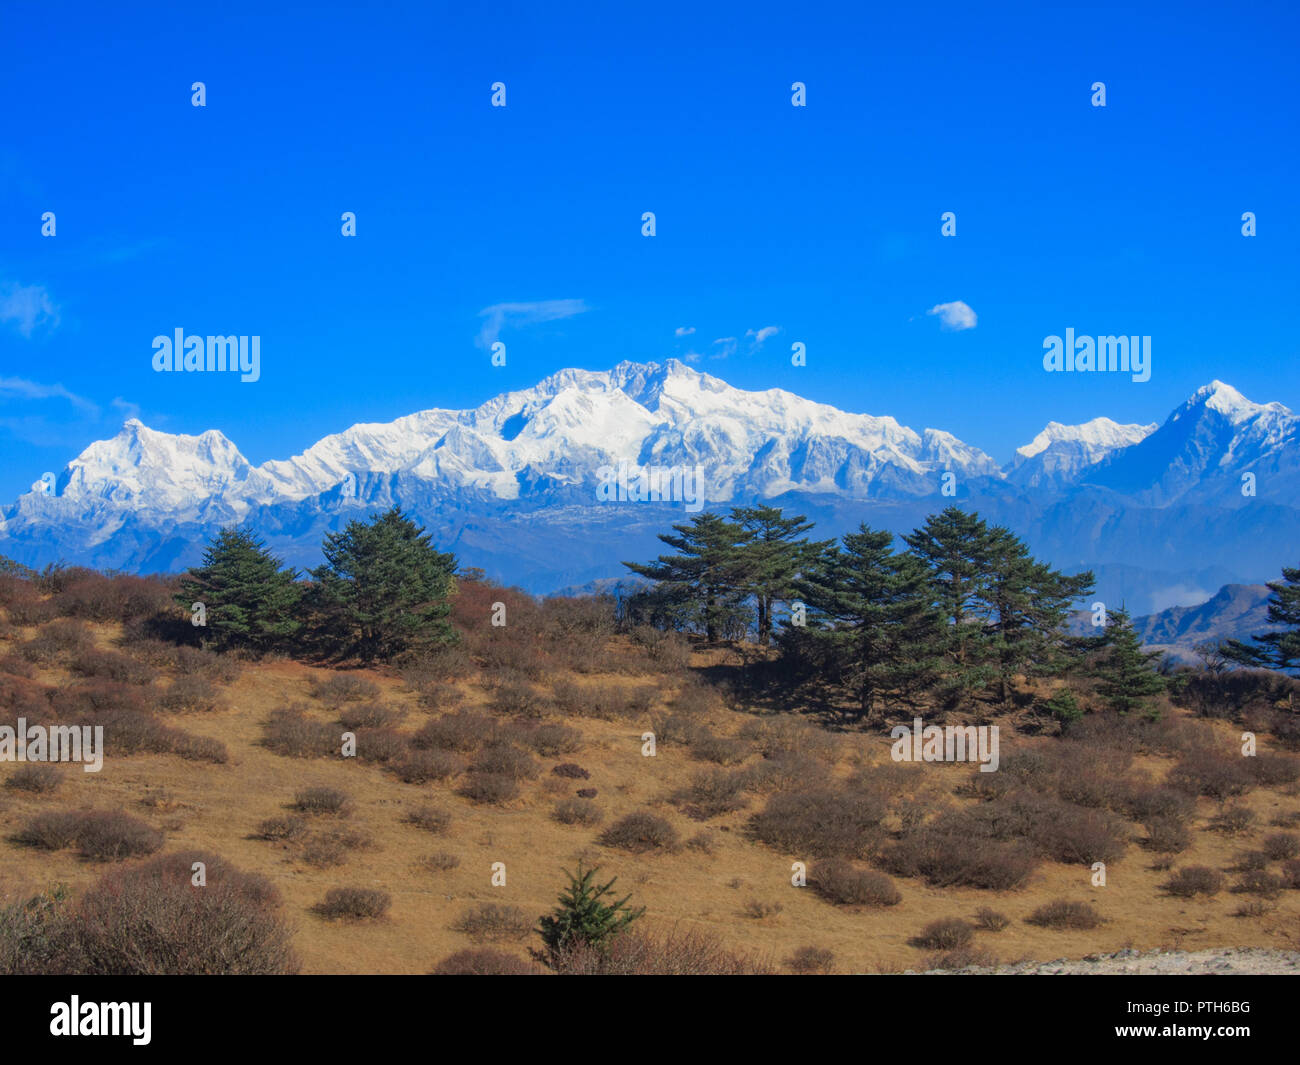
622;512;747;642
984;525;1094;705
902;507;999;706
176;528;301;652
729;504;826;646
1221;565;1300;672
784;525;941;720
310;507;458;662
537;861;644;959
1094;608;1166;716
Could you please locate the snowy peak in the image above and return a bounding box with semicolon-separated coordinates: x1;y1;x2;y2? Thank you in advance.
13;369;1294;521
1178;379;1291;426
60;418;256;510
1007;417;1156;490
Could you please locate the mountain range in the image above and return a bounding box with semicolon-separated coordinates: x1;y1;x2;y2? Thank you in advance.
2;361;1297;635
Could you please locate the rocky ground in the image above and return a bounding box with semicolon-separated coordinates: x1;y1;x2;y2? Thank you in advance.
916;947;1300;975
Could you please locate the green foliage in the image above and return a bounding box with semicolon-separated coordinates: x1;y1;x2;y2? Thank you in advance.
310;507;457;662
1221;565;1300;672
1045;688;1084;723
623;512;750;642
537;861;645;959
176;528;302;653
1093;608;1166;716
783;524;941;719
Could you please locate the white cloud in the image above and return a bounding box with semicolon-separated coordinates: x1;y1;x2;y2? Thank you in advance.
0;376;97;414
675;325;695;337
682;350;703;364
710;336;738;359
745;325;781;347
0;282;60;337
925;301;977;332
476;298;588;348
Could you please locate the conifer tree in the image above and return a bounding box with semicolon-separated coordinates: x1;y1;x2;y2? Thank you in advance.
1094;607;1166;716
176;528;301;652
787;525;941;719
729;504;825;646
622;512;747;642
903;507;999;706
537;862;644;960
310;507;457;662
984;525;1094;704
1221;566;1300;672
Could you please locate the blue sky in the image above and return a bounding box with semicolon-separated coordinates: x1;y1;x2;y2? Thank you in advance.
2;0;1297;500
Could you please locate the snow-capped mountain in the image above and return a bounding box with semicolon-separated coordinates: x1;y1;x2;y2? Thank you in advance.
1007;418;1157;490
1;363;1296;615
1084;380;1300;505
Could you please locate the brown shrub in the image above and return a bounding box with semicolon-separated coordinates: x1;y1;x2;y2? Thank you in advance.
263;707;338;758
677;768;749;820
68;648;157;686
1025;900;1103;930
74;811;165;861
552;797;603;827
786;945;835;974
313;887;390;920
51;573;173;622
599;810;680;854
690;731;750;766
812;859;901;907
293;787;352;817
391;749;464;785
457;772;520;805
256;816;308;841
403;806;452;834
1209;805;1257;835
1280;859;1300;889
1143;817;1191;855
153;674;222;713
923;946;998;970
1261;833;1300;861
300;827;371;868
73;849;297;974
470;742;539;781
1234;869;1285;897
1247;753;1300;786
880;827;1037;890
338;702;405;730
13;809;83;850
421;851;461;872
4;763;61;793
974;907;1010;931
1167;750;1254;799
550;927;772;975
19;620;94;663
431;948;540;975
488;678;548;718
552;762;590;780
412;712;492;753
453;903;532;942
170;733;229;763
310;673;379;706
1163;866;1225;897
523;722;582;756
352;727;409;764
911;918;974;950
750;788;887;859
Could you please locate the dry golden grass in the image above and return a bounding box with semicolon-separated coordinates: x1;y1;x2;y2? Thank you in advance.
1;619;1298;974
